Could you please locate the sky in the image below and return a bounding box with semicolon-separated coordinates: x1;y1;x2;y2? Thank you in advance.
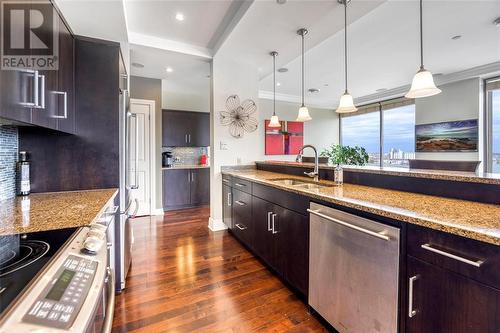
342;105;415;153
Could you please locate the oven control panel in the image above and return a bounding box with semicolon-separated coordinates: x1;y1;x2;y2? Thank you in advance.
22;255;98;329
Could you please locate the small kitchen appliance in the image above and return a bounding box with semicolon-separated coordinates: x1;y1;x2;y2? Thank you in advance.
162;151;174;167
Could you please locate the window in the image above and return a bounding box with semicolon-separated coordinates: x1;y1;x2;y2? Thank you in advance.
341;111;381;166
340;98;415;168
383;104;416;167
486;78;500;173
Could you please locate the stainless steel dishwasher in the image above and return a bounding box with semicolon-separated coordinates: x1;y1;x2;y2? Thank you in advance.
308;202;400;333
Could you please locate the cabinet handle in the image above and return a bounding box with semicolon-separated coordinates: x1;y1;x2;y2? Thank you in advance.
222;179;230;184
421;243;484;267
51;91;68;119
187;172;190;182
20;70;38;107
271;213;278;234
408;275;418;318
234;200;246;206
308;209;390;241
227;193;232;206
185;134;188;143
191;171;195;183
267;212;273;231
188;134;191;143
37;74;46;109
235;224;247;230
234;183;246;187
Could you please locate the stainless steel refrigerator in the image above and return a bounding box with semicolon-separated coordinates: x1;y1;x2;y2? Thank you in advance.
116;86;139;291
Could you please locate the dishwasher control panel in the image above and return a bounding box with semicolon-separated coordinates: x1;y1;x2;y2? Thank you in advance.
22;255;97;329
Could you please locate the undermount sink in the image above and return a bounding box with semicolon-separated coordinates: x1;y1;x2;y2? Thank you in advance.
270;178;333;189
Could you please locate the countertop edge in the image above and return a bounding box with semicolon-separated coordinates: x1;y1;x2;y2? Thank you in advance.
223;171;500;246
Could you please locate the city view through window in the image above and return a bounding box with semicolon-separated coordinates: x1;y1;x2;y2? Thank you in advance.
493;89;500;173
341;104;416;167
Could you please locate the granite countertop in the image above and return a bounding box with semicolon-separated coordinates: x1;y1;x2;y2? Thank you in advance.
223;169;500;246
0;189;118;236
256;160;500;185
162;165;210;170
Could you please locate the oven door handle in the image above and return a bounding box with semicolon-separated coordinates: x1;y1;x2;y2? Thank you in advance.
102;267;115;333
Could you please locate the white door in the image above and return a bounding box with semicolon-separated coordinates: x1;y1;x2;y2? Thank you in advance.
129;99;154;216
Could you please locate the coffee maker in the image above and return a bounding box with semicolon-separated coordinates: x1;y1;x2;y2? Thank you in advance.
162;151;174;167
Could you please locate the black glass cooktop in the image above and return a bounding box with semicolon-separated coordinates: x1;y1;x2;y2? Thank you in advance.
0;228;77;316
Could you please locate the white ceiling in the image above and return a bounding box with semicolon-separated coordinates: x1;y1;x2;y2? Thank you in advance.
258;0;500;108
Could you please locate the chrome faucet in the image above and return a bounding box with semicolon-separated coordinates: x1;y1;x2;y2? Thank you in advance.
296;145;319;181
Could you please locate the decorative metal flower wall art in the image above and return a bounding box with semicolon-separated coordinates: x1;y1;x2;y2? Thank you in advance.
220;95;258;138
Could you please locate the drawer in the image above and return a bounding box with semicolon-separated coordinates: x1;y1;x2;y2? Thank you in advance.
222;174;232;186
252;182;308;215
231;177;252;194
231;189;253;248
407;224;500;288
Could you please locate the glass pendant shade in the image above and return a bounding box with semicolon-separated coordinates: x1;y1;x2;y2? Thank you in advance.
268;114;281;127
296;106;312;122
335;92;358;113
405;68;441;98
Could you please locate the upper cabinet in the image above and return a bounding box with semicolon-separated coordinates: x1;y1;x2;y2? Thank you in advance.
0;1;75;134
162;110;209;147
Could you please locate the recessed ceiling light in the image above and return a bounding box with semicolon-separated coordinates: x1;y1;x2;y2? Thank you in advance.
324;83;329;87
131;62;144;68
276;0;287;4
493;17;500;27
308;88;320;93
166;67;173;73
451;35;462;40
277;67;288;73
175;13;184;21
276;82;281;86
376;88;388;92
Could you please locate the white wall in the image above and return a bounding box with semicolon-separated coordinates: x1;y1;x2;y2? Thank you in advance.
258;99;339;159
161;78;210;112
415;78;482;162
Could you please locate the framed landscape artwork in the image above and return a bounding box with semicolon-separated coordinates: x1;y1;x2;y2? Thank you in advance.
265;120;304;155
415;119;478;152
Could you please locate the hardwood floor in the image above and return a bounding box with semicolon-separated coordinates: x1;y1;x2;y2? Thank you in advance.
112;206;329;333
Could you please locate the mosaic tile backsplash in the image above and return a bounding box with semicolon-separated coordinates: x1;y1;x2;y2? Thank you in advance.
0;126;18;200
162;147;209;166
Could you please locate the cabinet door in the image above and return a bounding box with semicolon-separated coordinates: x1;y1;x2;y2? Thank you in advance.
281;207;309;296
0;69;33;123
232;189;253;248
55;17;75;134
163;169;190;210
406;256;500;333
189;112;209;147
162;110;190;146
252;196;277;268
190;168;209;206
222;184;232;229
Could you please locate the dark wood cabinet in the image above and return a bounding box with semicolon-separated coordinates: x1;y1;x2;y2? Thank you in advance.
406;256;500;333
190;168;210;206
252;196;281;271
231;189;254;247
163;168;210;211
163;169;191;209
162;110;209;147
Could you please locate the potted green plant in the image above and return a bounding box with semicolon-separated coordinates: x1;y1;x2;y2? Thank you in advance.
320;144;369;184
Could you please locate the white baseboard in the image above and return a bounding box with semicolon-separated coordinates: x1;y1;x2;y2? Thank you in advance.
152;208;165;216
208;217;228;231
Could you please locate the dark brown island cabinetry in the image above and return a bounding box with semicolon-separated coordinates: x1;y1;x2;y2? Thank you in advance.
224;176;309;297
0;1;75;134
162;110;209;147
163;168;210;211
405;224;500;332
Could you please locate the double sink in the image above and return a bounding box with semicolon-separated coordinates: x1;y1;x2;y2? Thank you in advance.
271;178;334;190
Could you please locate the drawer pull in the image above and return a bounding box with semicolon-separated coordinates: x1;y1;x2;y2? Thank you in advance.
267;212;273;231
235;224;247;230
234;183;246;187
222;179;230;184
235;200;246;206
421;244;484;267
271;213;278;234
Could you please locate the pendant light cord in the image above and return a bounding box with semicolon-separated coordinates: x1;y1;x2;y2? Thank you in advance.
419;0;424;69
301;31;305;107
273;53;276;116
344;0;348;93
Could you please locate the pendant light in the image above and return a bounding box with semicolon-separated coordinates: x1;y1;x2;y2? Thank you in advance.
405;0;441;98
336;0;357;113
268;51;281;128
296;28;312;122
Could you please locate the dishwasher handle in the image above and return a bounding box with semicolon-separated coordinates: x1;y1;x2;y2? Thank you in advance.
308;209;390;241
